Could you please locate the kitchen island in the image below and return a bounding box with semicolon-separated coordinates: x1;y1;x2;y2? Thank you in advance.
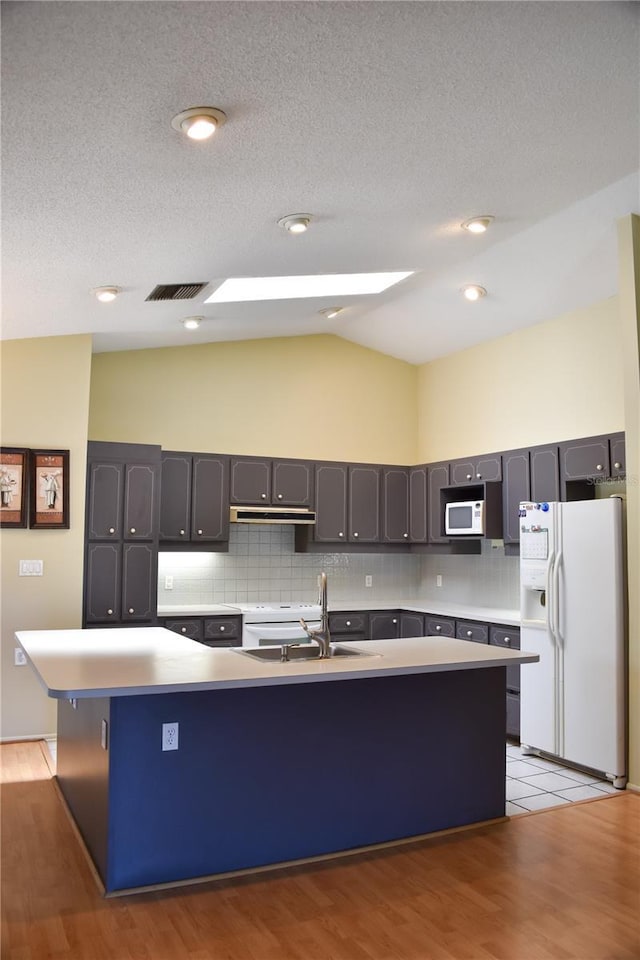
16;627;537;895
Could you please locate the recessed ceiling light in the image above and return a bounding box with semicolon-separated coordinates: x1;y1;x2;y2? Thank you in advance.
462;284;487;302
277;215;312;235
181;317;202;330
171;107;227;141
319;307;343;319
461;216;494;234
205;272;413;304
93;286;120;303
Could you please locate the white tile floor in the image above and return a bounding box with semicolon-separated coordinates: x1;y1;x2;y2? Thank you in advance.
505;741;620;815
45;739;620;818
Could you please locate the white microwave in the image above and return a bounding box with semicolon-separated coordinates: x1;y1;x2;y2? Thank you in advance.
445;500;485;536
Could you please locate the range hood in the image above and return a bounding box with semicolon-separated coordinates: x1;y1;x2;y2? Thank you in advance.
229;506;316;525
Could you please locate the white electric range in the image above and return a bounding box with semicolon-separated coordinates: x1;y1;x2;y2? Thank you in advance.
222;602;322;647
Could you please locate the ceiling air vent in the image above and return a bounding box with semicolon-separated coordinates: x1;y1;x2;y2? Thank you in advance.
145;283;208;302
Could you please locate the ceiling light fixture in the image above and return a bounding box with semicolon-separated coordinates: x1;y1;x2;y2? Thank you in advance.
461;216;494;234
205;272;413;303
319;307;343;319
93;286;120;303
462;284;487;302
181;316;202;330
171;107;227;141
277;214;312;235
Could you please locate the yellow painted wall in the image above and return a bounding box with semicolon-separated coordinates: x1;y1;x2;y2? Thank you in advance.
0;335;93;739
89;334;418;464
417;297;624;462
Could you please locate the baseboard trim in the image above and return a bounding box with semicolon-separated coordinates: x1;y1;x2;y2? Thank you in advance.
0;734;56;744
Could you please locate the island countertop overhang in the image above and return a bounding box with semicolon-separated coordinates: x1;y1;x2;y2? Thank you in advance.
16;627;538;700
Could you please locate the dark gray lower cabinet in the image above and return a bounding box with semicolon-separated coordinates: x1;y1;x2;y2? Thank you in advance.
425;615;455;637
328;612;368;643
369;612;401;640
400;612;425;638
456;620;489;644
85;542;156;624
161;616;241;647
490;625;521;739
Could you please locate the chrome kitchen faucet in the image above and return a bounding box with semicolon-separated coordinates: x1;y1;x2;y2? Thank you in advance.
299;571;331;658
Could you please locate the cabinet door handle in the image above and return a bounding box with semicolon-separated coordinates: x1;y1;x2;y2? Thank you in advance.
476;473;482;479
392;619;397;624
596;464;603;471
435;625;441;631
179;529;185;536
353;531;359;537
181;627;187;633
614;461;622;469
403;532;408;538
346;620;351;627
219;625;225;632
129;527;136;534
128;608;134;614
261;493;267;499
466;630;472;637
338;531;344;538
107;609;113;616
277;493;283;500
504;637;510;645
109;527;115;534
197;529;203;535
466;473;472;480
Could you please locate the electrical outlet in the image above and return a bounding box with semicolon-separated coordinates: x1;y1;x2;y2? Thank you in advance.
14;648;27;666
19;559;43;576
162;722;179;751
436;574;443;587
365;575;373;588
164;575;173;590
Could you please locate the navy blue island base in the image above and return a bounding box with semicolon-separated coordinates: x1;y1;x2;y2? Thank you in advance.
56;667;507;894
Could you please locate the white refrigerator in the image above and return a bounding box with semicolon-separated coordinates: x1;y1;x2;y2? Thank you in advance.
519;498;626;787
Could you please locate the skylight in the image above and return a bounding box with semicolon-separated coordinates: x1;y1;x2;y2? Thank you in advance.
204;272;413;303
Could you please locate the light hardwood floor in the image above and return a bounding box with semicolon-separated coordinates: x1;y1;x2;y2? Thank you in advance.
1;740;639;960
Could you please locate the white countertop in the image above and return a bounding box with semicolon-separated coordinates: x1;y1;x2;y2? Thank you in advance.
156;601;520;626
16;627;537;700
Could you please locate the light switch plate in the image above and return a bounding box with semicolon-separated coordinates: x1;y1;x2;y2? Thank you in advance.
19;560;44;576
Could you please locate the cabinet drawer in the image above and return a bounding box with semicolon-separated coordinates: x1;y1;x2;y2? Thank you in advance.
425;616;455;637
203;616;241;642
329;613;368;635
456;620;489;644
163;618;203;641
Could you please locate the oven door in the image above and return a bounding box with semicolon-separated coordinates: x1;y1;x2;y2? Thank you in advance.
242;620;321;647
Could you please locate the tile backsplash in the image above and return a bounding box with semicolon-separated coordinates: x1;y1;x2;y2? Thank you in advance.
158;525;521;609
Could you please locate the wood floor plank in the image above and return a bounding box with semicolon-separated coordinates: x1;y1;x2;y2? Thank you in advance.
1;741;639;960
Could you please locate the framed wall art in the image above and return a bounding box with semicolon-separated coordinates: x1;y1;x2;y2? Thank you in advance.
29;450;70;529
0;448;29;528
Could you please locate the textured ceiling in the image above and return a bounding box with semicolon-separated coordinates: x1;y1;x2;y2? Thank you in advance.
2;1;638;363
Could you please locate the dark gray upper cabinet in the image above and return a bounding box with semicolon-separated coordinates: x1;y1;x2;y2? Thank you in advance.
450;453;502;486
348;464;381;542
87;462;123;539
229;457;313;506
560;436;610;482
427;462;450;543
191;455;229;541
160;452;229;542
609;433;625;479
124;464;159;540
409;465;428;543
502;448;530;544
314;462;348;542
530;444;561;503
382;466;410;543
229;457;271;504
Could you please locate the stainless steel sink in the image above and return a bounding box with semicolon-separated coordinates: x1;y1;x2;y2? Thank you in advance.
232;644;375;663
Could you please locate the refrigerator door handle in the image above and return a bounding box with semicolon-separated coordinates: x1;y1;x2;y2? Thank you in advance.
554;550;564;646
546;549;557;645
